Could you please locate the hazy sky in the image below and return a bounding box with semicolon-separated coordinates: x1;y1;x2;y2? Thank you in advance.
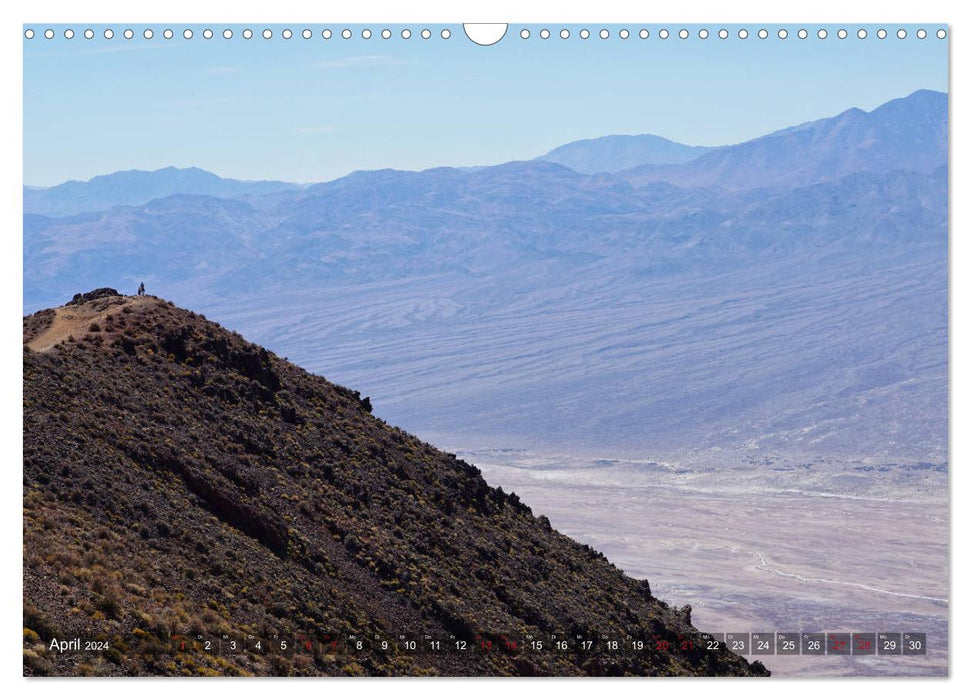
23;23;948;186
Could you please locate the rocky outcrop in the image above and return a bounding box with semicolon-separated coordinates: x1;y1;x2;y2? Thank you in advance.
68;287;120;305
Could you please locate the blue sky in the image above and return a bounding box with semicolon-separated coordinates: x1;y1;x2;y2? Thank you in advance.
23;23;948;186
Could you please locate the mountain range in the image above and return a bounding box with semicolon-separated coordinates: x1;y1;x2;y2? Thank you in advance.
23;90;946;217
23;166;302;218
22;89;948;464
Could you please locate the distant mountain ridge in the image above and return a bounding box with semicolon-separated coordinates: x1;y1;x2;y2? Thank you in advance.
23;166;302;217
619;90;947;190
24;90;946;213
24;160;946;309
21;89;948;463
536;134;714;173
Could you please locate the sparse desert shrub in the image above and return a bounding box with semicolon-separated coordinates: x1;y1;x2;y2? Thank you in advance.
23;648;52;675
102;646;124;665
95;594;121;619
23;604;59;641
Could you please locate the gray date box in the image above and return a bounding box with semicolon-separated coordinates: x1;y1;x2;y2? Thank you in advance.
878;632;902;655
776;633;800;655
902;633;926;656
701;632;724;653
751;633;775;654
852;633;876;655
802;633;826;655
827;633;851;655
725;633;750;655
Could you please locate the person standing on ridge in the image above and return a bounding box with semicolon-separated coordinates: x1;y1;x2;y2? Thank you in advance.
137;282;145;296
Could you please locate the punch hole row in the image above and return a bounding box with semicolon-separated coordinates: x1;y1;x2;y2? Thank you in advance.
517;27;944;41
23;26;456;41
23;26;948;42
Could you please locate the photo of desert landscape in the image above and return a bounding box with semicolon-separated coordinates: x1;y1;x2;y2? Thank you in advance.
22;21;948;678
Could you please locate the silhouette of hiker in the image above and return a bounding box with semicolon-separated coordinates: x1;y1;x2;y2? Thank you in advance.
137;282;145;296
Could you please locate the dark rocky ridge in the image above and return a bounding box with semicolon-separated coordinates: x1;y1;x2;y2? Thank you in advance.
23;292;768;677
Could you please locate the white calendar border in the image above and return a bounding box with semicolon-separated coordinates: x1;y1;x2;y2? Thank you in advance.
3;0;964;698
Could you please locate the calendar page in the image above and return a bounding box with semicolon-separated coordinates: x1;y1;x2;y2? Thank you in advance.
21;18;948;680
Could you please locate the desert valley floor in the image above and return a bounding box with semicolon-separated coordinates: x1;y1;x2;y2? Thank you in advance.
454;447;948;676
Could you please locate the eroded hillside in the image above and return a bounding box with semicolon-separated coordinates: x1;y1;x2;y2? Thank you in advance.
23;290;767;677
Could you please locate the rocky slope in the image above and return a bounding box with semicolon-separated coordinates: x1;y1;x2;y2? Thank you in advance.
23;290;767;677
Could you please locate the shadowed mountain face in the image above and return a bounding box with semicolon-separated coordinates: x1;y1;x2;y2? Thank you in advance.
23;166;301;217
536;134;714;173
22;293;767;677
